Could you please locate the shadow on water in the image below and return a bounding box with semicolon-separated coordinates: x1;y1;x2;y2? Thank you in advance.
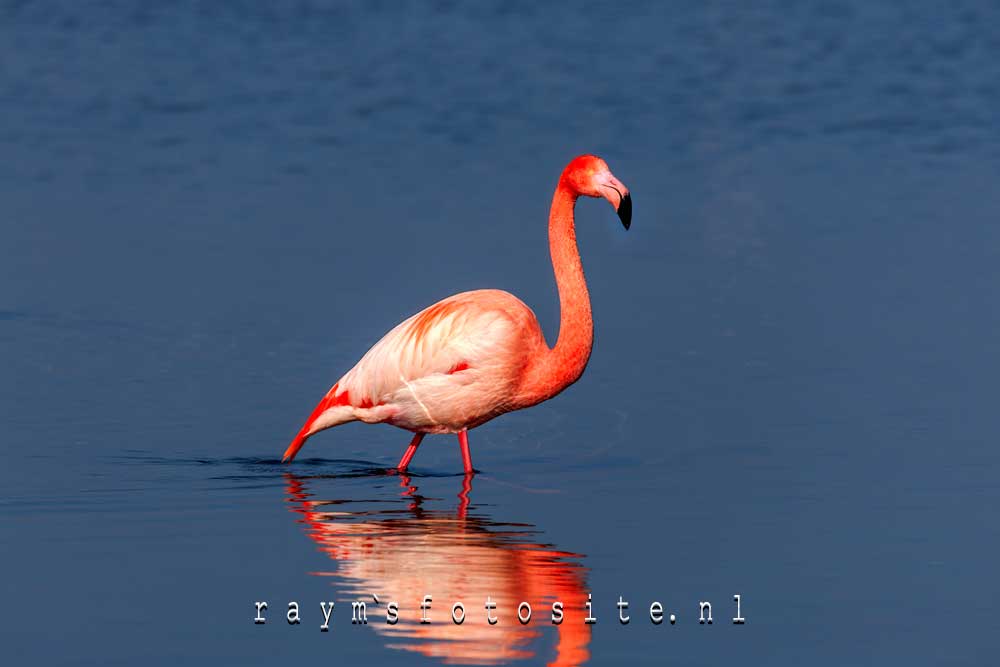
285;471;592;667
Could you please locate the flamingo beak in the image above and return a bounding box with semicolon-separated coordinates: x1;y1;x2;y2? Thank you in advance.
601;174;632;230
617;192;632;230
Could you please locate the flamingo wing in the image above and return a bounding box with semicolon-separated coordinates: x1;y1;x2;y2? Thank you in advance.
339;291;506;403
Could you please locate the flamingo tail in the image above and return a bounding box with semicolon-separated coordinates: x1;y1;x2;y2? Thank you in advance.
283;385;357;462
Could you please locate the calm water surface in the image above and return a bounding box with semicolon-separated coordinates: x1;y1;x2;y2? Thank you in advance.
2;2;999;665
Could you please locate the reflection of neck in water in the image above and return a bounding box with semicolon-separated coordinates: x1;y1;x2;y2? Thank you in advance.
285;473;591;667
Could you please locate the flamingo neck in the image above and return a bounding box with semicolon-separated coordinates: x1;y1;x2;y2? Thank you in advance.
525;180;593;402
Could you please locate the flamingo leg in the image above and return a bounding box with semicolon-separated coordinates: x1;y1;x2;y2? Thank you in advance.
458;429;474;474
396;433;425;471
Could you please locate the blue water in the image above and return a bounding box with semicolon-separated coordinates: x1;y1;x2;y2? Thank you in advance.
3;1;999;664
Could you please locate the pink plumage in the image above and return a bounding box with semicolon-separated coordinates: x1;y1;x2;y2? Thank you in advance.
283;155;632;472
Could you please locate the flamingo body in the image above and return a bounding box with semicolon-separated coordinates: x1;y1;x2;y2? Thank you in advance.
301;290;544;435
284;155;632;470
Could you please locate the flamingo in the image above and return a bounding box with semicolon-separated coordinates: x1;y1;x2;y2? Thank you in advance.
283;154;632;472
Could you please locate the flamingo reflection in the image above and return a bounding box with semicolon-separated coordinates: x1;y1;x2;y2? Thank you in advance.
285;473;591;666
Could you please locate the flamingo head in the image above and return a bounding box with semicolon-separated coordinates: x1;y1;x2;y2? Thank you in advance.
560;154;632;230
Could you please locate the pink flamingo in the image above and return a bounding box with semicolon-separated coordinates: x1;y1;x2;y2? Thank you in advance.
283;155;632;472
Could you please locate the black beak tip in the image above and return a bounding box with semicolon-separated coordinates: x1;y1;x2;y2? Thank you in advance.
617;192;632;230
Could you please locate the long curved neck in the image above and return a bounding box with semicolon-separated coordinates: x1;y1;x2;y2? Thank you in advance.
534;180;593;398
